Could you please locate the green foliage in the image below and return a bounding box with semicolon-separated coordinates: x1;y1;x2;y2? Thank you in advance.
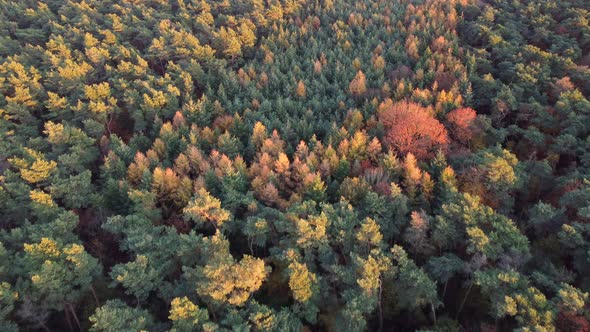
390;245;440;311
1;0;589;330
89;300;156;332
110;255;163;303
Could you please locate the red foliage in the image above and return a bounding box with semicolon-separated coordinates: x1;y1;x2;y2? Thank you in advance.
446;107;477;144
556;311;590;332
360;160;373;171
373;181;391;196
379;100;449;160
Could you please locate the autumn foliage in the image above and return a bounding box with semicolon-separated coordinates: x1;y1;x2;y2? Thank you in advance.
378;100;449;159
3;0;590;331
349;70;367;96
446;107;477;144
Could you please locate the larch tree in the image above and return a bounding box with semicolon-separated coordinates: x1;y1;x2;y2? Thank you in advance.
295;80;306;98
349;70;367;96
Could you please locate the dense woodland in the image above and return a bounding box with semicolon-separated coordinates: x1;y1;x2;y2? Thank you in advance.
1;0;590;331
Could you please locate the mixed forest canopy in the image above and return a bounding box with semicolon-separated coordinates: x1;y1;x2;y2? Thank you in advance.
1;0;590;331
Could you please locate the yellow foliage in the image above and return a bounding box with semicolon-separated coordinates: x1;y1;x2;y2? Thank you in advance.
29;190;55;207
24;238;61;258
288;261;317;303
169;297;198;321
84;82;111;100
10;148;57;184
198;255;269;306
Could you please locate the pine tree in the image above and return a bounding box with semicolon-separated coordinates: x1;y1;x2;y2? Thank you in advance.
89;300;155;332
184;188;231;229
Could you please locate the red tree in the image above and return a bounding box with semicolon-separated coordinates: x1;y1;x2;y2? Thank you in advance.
556;311;590;332
378;100;449;159
446;107;477;144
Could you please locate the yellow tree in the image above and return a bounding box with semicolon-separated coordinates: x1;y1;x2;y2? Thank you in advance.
197;254;270;306
218;27;242;59
349;71;367;96
9;148;57;184
184;188;231;229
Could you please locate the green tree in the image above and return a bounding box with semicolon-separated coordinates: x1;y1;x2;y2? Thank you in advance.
17;238;101;329
110;255;163;304
89;300;156;332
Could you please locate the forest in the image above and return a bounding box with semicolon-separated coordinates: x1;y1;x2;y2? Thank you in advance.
1;0;590;331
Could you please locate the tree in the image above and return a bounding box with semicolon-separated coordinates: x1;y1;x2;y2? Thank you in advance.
425;254;464;299
557;283;588;314
18;238;101;329
446;107;477;144
0;282;18;332
390;245;440;323
50;170;94;209
458;147;520;212
196;250;270;306
109;255;163;304
379;100;449;159
404;210;435;256
238;21;257;48
152;167;192;211
287;257;318;304
219;27;242;58
292;211;329;250
89;300;155;332
9;148;57;184
356;217;383;253
475;269;555;330
169;297;211;332
184;188;231;229
295;80;306;98
349;71;367;96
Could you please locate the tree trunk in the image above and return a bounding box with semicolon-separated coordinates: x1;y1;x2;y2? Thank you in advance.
38;320;52;332
63;307;74;332
90;285;100;308
456;281;474;320
67;302;82;331
378;278;384;332
248;237;254;256
430;301;437;325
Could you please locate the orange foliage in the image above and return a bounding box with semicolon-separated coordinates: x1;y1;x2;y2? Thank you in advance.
295;80;306;98
379;100;449;159
446;107;477;144
349;70;367;96
172;111;186;128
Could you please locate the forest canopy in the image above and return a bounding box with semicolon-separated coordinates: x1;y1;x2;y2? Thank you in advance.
1;0;590;331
